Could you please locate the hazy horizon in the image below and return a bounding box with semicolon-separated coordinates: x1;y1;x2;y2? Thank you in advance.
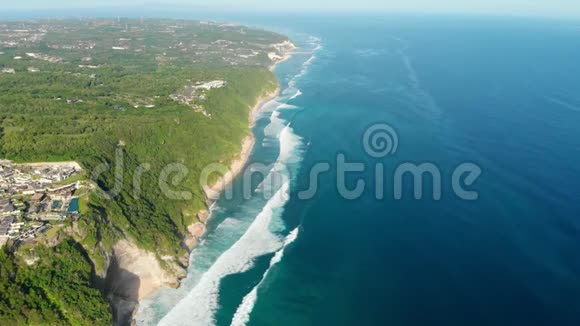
1;0;580;19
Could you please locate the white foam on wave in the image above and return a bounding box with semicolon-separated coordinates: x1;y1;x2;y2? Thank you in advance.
307;36;322;44
224;38;320;324
277;125;302;164
257;124;303;199
263;110;285;137
158;184;290;326
231;227;300;326
287;36;321;89
278;103;300;110
289;89;303;100
288;55;316;88
259;99;284;114
263;104;299;138
215;217;241;231
281;85;301;98
292;58;313;81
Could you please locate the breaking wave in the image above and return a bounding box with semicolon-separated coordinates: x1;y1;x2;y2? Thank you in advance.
277;103;300;110
289;89;303;100
158;184;290;326
230;227;300;326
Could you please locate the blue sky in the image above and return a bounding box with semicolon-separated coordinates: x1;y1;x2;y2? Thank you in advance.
2;0;580;18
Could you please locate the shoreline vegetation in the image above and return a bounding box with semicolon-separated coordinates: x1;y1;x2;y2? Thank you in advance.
0;18;295;326
183;48;293;268
202;86;281;203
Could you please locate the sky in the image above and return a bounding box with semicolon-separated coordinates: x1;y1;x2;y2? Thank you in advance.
2;0;580;18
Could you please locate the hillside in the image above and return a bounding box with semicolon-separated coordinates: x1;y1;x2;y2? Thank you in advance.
0;18;293;325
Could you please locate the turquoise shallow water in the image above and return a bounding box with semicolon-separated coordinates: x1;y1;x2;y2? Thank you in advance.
135;14;580;325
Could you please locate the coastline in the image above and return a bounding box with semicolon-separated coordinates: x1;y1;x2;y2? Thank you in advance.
121;37;298;324
185;87;280;252
199;43;297;208
201;86;280;205
124;83;284;326
197;46;295;223
130;52;293;321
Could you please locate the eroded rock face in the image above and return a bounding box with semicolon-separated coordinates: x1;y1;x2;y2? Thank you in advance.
105;219;210;326
106;240;183;326
183;221;207;255
197;210;210;223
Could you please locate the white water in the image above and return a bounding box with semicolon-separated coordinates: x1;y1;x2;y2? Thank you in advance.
225;38;322;325
289;89;303;100
277;103;300;110
263;110;285;138
158;184;291;326
230;227;300;326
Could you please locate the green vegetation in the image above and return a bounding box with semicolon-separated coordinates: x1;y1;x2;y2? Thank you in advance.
0;18;288;324
0;241;112;325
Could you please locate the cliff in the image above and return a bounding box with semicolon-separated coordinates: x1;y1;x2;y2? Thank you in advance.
0;18;295;325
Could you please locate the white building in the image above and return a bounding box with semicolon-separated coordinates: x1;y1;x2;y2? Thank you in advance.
195;80;227;90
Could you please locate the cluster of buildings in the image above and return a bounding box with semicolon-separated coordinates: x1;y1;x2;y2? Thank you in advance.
48;41;96;50
194;80;227;90
25;52;63;63
0;161;83;249
0;66;39;74
0;212;51;248
0;216;17;248
0;68;15;74
0;161;81;196
27;184;80;221
1;19;295;81
0;26;46;48
169;80;227;118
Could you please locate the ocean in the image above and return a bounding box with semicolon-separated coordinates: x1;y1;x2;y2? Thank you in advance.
136;15;580;325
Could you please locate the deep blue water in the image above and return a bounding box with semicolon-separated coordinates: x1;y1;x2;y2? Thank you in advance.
131;14;580;325
235;16;580;326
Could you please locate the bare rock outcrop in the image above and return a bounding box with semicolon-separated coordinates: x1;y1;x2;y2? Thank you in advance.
106;240;184;326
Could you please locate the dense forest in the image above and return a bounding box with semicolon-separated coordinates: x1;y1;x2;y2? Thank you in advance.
0;18;286;324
